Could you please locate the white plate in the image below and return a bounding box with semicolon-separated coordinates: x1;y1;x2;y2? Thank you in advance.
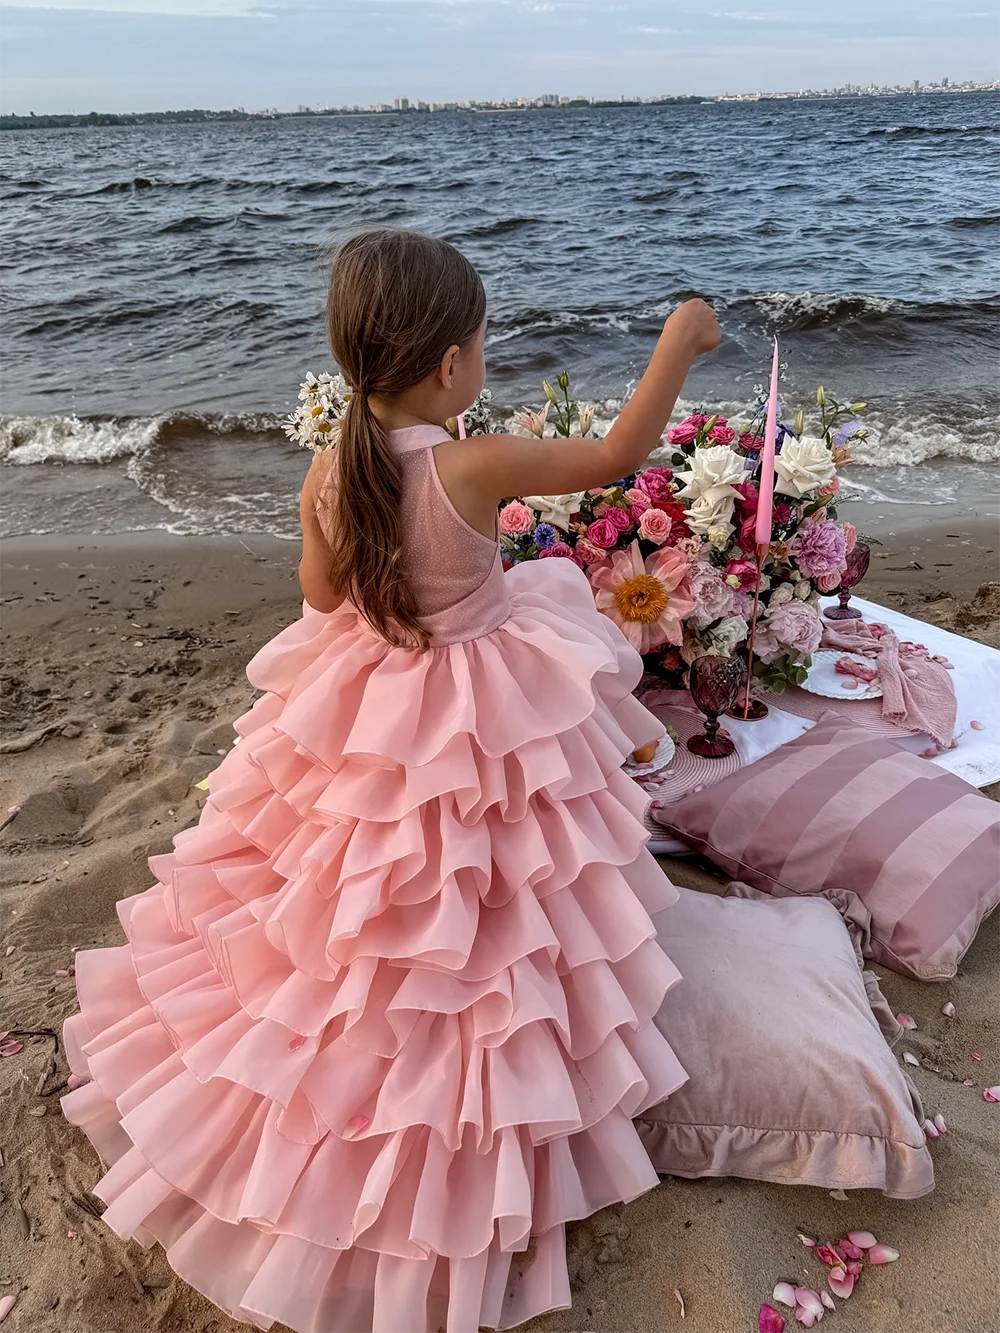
801;650;883;700
624;733;676;777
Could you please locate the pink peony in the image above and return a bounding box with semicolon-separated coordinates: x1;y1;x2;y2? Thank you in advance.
586;517;620;549
498;501;535;536
539;541;584;568
686;560;740;631
624;487;652;518
603;505;634;533
575;536;613;566
635;467;673;504
725;558;759;591
709;423;736;445
755;600;823;663
791;518;848;578
842;522;858;554
638;508;673;545
590;542;695;652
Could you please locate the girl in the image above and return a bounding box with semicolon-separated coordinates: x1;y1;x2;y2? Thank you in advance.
62;230;720;1333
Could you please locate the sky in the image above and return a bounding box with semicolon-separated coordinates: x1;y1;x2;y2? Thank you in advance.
1;0;998;114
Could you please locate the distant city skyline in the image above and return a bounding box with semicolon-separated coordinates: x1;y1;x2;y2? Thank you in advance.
2;0;999;116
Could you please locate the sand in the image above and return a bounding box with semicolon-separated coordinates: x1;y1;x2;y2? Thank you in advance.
1;520;998;1333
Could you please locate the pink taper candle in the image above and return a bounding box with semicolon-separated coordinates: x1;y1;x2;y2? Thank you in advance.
457;413;467;439
754;337;779;546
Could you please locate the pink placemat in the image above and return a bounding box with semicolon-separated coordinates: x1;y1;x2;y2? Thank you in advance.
774;686;915;740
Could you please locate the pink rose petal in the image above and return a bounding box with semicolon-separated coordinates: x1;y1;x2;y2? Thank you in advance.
794;1309;818;1329
827;1268;855;1299
923;1118;940;1139
970;720;984;730
984;1086;1000;1103
773;1283;797;1309
0;1295;16;1324
839;1238;867;1259
815;1245;842;1267
759;1304;786;1333
933;1113;948;1134
794;1289;824;1318
963;1079;976;1087
971;1052;981;1061
895;1014;917;1030
820;1292;836;1311
868;1244;900;1265
797;1233;817;1247
673;1289;685;1319
846;1261;864;1279
0;1040;24;1057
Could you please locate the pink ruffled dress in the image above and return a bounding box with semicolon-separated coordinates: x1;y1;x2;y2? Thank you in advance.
62;425;689;1333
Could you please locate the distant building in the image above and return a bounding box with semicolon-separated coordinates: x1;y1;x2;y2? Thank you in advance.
912;79;920;91
540;93;558;106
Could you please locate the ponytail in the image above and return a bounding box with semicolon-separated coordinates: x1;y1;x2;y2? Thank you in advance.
324;229;486;651
329;391;428;651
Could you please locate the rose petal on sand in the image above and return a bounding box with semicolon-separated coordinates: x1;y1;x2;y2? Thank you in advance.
847;1261;864;1279
895;1014;917;1030
903;1052;920;1066
0;1041;24;1057
0;1295;16;1323
827;1268;855;1300
962;1079;975;1087
794;1289;824;1318
839;1238;867;1259
970;1052;981;1061
673;1289;685;1319
759;1304;786;1333
984;1087;1000;1103
820;1292;836;1311
773;1283;798;1309
868;1245;900;1265
829;1189;848;1201
794;1309;819;1328
941;1002;956;1018
933;1113;948;1134
970;720;984;730
923;1118;940;1139
797;1234;817;1248
815;1245;842;1267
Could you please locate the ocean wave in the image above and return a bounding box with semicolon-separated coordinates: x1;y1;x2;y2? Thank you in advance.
0;410;286;466
866;124;1000;139
730;290;901;330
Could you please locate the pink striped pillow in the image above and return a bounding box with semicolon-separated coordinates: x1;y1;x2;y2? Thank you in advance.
653;713;1000;981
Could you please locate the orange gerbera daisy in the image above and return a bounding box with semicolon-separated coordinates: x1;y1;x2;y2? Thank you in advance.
590;541;696;652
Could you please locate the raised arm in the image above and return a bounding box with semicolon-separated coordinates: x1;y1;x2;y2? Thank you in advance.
446;299;720;510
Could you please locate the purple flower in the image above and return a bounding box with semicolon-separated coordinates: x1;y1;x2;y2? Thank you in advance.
534;523;558;549
833;420;861;448
686;560;741;631
755;600;823;664
791;518;848;579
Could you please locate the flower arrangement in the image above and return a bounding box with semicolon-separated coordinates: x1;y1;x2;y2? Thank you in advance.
284;372;351;450
497;374;866;692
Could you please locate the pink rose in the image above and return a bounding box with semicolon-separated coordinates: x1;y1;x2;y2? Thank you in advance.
538;541;584;568
666;422;699;445
576;536;613;566
815;475;841;499
635;469;673;504
737;516;758;552
586;517;620;549
725;558;759;591
708;423;736;445
815;570;843;593
498;501;534;535
734;481;758;512
637;508;672;545
842;522;857;554
603;505;634;533
738;433;764;453
755;600;823;664
624;487;651;518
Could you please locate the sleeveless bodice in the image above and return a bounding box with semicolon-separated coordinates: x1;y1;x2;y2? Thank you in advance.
320;424;511;646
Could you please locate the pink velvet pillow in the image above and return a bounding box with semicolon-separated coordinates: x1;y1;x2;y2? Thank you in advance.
651;713;1000;981
637;884;934;1197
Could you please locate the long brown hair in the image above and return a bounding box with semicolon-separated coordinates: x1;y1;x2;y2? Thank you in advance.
325;229;486;649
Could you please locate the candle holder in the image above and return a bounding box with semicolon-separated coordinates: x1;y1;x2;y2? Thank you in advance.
728;645;769;721
687;654;742;758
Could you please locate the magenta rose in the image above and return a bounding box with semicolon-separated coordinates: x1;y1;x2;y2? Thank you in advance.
791;518;848;579
603;505;634;533
576;536;612;566
539;541;584;568
624;487;652;518
586;517;620;549
737;516;758;552
498;501;535;536
738;433;765;453
708;423;736;445
734;481;759;513
666;422;699;445
635;469;673;504
637;508;672;545
725;558;759;591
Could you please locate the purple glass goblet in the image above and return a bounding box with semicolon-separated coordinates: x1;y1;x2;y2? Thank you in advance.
824;542;871;621
687;654;742;758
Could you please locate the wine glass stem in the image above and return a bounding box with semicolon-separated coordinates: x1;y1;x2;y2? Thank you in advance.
704;713;719;742
839;590;851;610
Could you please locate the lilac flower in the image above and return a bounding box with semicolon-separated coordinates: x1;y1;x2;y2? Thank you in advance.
533;523;558;549
833;420;861;448
755;600;823;664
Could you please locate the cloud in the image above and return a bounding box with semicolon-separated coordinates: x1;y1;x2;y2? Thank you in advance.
6;0;265;14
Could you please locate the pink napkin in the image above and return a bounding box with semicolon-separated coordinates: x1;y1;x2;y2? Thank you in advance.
821;620;957;748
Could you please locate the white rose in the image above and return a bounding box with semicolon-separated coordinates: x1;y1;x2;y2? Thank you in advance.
773;436;835;499
674;444;746;507
520;492;587;532
685;492;736;536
